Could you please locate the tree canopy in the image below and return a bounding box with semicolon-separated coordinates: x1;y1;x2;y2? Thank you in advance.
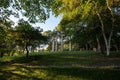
0;0;53;22
14;19;46;57
51;0;120;55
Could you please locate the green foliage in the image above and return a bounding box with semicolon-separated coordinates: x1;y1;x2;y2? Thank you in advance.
0;20;14;57
15;19;44;43
0;0;54;23
52;0;120;53
14;19;47;57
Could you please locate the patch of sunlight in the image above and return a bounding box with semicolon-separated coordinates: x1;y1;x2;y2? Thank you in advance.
20;68;28;72
12;68;29;76
12;68;48;79
0;58;12;62
0;73;3;75
12;71;27;76
100;65;117;69
2;66;17;71
32;69;48;79
8;75;20;80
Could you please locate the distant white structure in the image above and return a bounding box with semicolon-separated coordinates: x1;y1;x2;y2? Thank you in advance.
36;45;48;52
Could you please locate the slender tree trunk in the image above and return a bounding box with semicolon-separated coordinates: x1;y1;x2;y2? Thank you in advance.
0;52;4;58
107;30;113;56
52;37;55;52
96;37;101;53
8;52;11;56
69;41;72;51
69;36;72;51
96;11;112;56
25;43;29;57
106;42;110;56
85;43;88;50
106;0;114;56
55;36;58;51
61;34;64;51
94;2;114;56
115;45;119;52
11;50;15;56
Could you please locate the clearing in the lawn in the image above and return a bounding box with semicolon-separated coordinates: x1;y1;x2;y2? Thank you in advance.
0;51;120;80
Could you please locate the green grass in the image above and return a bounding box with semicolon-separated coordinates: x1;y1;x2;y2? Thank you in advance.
0;51;120;80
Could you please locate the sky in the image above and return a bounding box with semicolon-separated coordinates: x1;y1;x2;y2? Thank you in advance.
33;14;62;31
9;13;62;32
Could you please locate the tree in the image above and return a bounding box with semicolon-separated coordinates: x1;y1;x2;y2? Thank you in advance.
0;19;13;57
43;30;59;52
14;19;45;57
50;30;59;52
0;21;7;57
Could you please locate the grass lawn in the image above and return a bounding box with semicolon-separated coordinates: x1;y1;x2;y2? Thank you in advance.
0;51;120;80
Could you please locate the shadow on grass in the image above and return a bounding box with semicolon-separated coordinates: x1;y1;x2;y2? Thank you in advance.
0;65;43;80
43;67;120;80
0;65;120;80
8;53;120;68
0;52;120;80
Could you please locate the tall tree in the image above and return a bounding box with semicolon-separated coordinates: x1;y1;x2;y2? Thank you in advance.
0;19;12;57
14;19;45;57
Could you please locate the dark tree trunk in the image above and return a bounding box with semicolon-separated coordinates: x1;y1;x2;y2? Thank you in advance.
100;43;105;54
0;52;4;58
96;37;101;53
25;43;29;57
11;50;15;56
8;52;11;56
115;45;119;52
85;43;88;50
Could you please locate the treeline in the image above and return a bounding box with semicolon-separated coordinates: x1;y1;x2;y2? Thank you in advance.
0;0;52;58
45;0;120;56
0;0;120;57
0;19;47;57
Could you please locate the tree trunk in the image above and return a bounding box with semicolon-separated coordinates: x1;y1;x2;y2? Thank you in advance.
85;43;88;50
106;0;114;56
25;43;29;57
106;43;110;56
96;37;101;53
0;52;4;58
69;41;72;51
55;36;58;51
94;1;115;56
11;50;15;56
96;11;113;56
106;30;113;56
69;36;72;51
115;45;119;52
52;37;55;52
61;34;64;51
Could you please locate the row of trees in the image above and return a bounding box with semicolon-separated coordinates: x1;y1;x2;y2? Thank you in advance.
0;0;53;57
0;0;120;57
0;19;47;57
44;0;120;56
